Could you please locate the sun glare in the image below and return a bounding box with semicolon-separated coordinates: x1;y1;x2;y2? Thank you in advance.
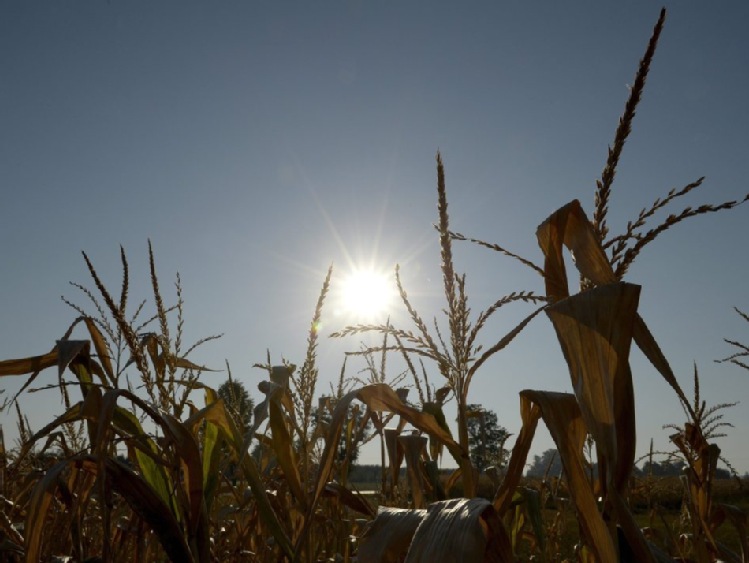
339;268;395;320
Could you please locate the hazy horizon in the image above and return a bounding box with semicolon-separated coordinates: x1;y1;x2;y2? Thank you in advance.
2;2;748;473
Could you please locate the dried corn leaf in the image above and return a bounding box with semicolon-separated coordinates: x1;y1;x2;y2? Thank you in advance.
312;383;466;512
322;482;375;517
267;376;306;510
140;333;165;377
424;459;446;501
399;434;428;508
384;428;404;489
0;497;23;547
24;460;71;562
546;282;639;492
83;317;114;383
0;510;23;561
24;454;192;562
0;349;57;376
632;316;693;417
514;487;545;556
171;356;213;371
537;200;693;416
493;393;541;515
0;343;90;405
60;341;106;396
422;401;451;461
519;390;618;562
16;386;103;465
201;415;222;505
96;390;176;515
243;367;304;512
85;456;194;563
157;410;207;549
443;467;463;496
248;366;294;441
513;389;659;562
671;422;721;559
536;200;616;300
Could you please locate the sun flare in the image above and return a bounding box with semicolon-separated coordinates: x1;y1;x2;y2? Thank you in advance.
339;267;395;320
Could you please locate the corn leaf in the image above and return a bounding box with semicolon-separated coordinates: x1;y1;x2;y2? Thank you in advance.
16;387;103;464
384;428;403;489
24;459;72;562
0;508;23;549
85;455;195;563
186;398;295;560
267;380;306;510
399;434;428;508
494;394;541;514
83;317;115;384
423;459;446;501
56;340;90;379
322;482;375;517
312;383;466;513
422;401;450;461
546;282;640;492
520;390;619;562
0;346;66;403
99;390;177;517
537;200;693;415
516;487;545;556
158;410;207;548
511;499;526;555
715;503;748;562
201;419;221;505
199;387;223;505
536;199;616;300
0;349;58;376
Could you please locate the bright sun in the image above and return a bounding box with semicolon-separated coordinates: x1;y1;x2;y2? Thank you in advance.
339;268;395;320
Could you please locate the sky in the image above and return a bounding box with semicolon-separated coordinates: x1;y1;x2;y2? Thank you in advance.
2;2;748;474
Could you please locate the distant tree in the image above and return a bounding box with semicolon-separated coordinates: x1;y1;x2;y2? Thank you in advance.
466;404;511;473
526;448;563;478
348;464;383;486
218;378;254;436
639;458;731;479
640;459;685;477
314;398;371;465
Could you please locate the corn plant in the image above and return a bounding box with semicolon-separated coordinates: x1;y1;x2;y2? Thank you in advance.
332;151;548;499
349;8;748;561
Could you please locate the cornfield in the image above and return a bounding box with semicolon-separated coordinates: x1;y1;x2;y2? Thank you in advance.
1;8;748;562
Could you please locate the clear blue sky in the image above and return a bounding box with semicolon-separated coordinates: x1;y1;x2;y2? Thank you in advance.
2;2;748;473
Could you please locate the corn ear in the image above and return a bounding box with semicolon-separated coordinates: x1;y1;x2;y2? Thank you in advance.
358;506;426;563
405;498;509;562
